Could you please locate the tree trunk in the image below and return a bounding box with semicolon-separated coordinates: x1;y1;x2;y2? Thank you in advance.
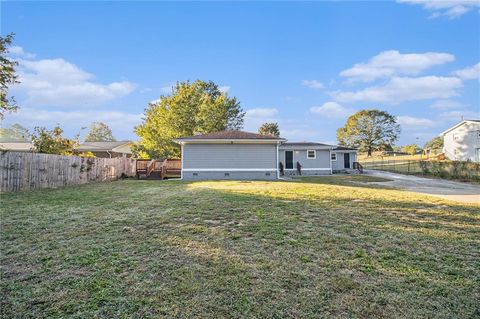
367;147;372;156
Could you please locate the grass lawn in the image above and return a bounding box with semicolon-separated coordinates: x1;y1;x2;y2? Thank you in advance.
1;176;479;318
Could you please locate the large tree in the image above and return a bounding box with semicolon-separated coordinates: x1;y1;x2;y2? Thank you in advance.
31;125;77;155
0;33;19;119
258;122;280;137
337;109;400;156
424;136;443;150
134;80;245;158
84;122;116;142
0;123;29;142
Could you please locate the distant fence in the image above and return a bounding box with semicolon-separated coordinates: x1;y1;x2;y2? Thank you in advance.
0;151;136;192
361;158;480;181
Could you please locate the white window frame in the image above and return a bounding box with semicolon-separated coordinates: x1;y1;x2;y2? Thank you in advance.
307;150;316;159
331;153;337;161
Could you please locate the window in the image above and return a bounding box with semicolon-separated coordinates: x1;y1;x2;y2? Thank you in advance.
477;130;480;139
307;150;316;159
453;133;459;141
331;153;337;161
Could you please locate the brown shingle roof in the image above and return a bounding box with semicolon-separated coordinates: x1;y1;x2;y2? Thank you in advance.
176;130;284;140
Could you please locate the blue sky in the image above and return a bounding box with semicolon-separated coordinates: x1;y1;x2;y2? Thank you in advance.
2;1;479;145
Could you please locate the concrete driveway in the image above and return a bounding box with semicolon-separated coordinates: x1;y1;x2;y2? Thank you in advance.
365;170;480;204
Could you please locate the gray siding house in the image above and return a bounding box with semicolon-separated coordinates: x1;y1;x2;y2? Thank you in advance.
440;120;480;162
174;130;358;180
174;130;285;180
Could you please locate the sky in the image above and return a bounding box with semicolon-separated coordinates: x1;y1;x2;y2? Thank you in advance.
1;0;479;146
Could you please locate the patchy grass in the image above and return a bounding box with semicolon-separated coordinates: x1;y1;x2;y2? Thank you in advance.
1;177;479;318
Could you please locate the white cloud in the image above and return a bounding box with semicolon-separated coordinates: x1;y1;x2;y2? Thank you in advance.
397;115;435;128
332;76;463;104
398;0;480;19
15;58;136;107
245;108;279;118
160;86;173;94
9;46;36;59
219;86;230;93
430;99;464;109
438;110;480;121
5;108;142;139
301;80;324;89
340;50;455;82
309;102;354;118
453;62;480;80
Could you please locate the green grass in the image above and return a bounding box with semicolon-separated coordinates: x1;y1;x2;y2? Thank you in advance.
1;177;479;318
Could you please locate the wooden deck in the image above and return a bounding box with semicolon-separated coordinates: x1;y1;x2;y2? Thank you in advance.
136;159;181;179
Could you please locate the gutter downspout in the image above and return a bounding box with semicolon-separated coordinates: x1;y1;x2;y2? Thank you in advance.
276;142;280;180
329;148;333;175
180;143;184;180
107;151;112;158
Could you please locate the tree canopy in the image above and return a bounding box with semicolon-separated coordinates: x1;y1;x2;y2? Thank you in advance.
0;33;19;119
31;126;77;155
134;80;245;158
424;136;443;150
258;122;280;137
337;109;400;156
84;122;116;142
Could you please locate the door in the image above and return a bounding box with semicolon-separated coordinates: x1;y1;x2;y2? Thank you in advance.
344;153;350;169
476;148;480;162
285;151;294;169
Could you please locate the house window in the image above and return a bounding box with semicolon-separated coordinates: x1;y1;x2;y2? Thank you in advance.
454;149;459;155
477;130;480;139
331;153;337;161
453;133;459;141
307;150;316;159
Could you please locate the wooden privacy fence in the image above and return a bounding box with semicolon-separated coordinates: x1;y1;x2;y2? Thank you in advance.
0;151;136;192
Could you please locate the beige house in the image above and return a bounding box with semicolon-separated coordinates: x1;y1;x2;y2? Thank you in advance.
0;142;34;152
440;120;480;162
77;141;133;158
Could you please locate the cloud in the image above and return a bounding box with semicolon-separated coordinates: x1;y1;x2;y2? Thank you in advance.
245;108;279;118
14;58;136;107
398;0;480;19
219;86;230;93
309;102;354;118
453;62;480;80
340;50;455;82
332;76;463;104
438;110;480;121
4;108;142;139
397;115;435;128
301;80;324;89
9;46;36;59
430;99;464;109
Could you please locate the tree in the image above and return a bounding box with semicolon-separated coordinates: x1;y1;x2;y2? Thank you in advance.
401;144;419;156
337;109;400;156
0;123;29;142
31;125;77;155
258;122;280;137
84;122;116;142
424;136;443;151
134;80;245;158
0;33;19;119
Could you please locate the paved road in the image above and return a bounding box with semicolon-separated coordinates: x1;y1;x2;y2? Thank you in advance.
365;170;480;204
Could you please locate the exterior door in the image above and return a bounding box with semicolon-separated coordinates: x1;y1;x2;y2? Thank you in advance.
285;151;294;169
344;153;350;169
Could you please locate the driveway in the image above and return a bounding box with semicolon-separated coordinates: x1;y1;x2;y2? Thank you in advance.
364;170;480;204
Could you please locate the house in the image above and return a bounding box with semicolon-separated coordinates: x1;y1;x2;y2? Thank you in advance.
174;130;358;180
440;120;480;162
77;141;133;158
0;142;34;152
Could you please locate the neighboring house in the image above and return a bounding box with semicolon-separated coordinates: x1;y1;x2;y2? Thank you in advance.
174;130;358;180
440;120;480;162
0;142;34;152
77;141;133;158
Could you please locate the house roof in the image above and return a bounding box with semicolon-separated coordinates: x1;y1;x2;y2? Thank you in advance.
77;141;132;153
0;142;34;151
333;146;358;151
174;130;285;142
282;142;333;147
439;120;480;136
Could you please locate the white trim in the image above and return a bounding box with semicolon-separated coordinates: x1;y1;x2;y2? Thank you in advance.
284;168;331;171
174;139;285;144
307;149;316;159
284;150;294;170
276;143;280;179
439;120;479;136
180;144;184;180
182;168;277;172
330;153;337;161
329;149;332;174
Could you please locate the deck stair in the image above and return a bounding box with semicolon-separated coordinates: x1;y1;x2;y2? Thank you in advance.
136;158;181;180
